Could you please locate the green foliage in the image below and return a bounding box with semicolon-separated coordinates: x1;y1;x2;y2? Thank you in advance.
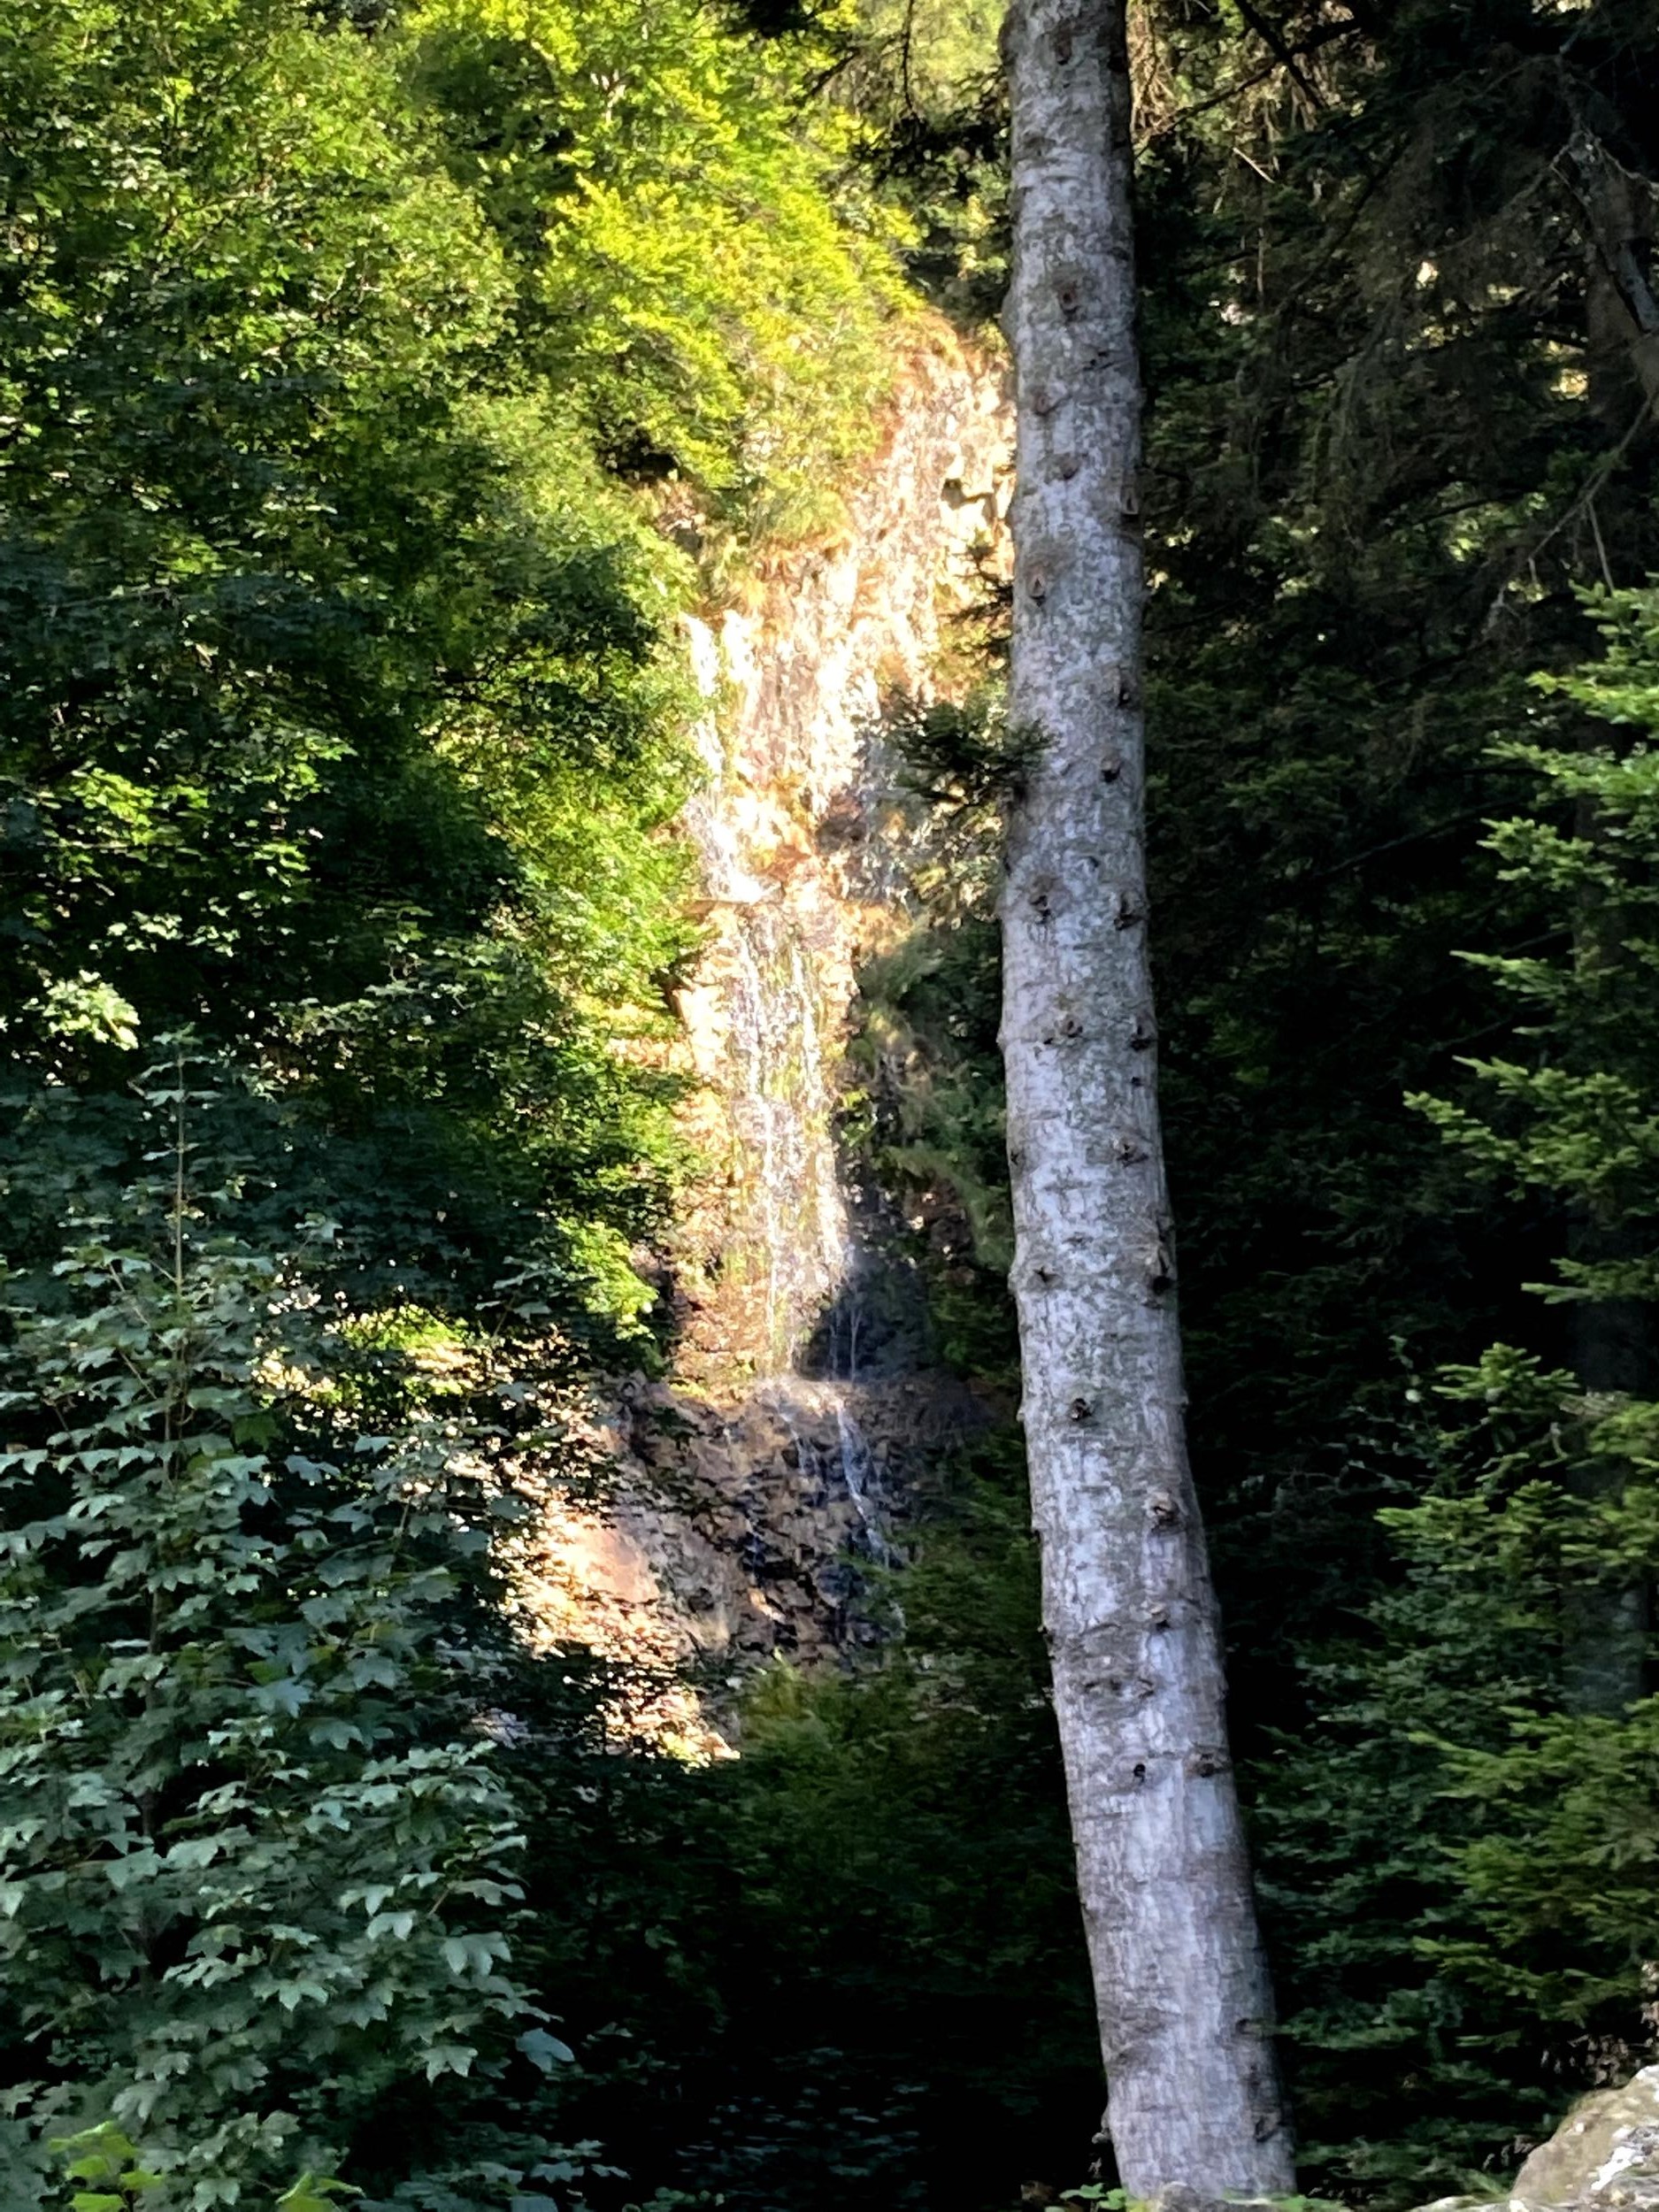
0;1060;539;2198
885;688;1041;814
0;0;703;1336
0;0;939;2194
1126;0;1659;1719
1107;12;1659;2184
1258;590;1659;2200
0;0;916;1324
44;2124;353;2212
401;0;910;531
280;2184;361;2212
788;0;1009;324
1256;1348;1659;2190
1413;589;1659;1287
50;2124;168;2212
1255;1358;1592;2200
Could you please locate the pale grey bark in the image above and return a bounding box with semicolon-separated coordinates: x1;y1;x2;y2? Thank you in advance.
997;0;1294;2193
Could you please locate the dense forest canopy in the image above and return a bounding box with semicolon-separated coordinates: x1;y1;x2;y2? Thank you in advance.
3;0;1659;2206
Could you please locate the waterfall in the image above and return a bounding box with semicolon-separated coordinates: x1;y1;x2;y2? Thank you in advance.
520;335;1010;1701
661;339;1010;1645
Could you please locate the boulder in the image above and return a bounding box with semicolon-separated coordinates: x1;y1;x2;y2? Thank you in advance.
1509;2067;1659;2212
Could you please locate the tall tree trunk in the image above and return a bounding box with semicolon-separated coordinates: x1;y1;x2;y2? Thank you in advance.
997;0;1293;2193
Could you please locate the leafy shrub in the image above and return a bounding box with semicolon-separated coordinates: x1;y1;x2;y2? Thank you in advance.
0;1058;541;2197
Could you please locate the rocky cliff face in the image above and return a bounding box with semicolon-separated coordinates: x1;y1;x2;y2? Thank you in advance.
513;330;1011;1740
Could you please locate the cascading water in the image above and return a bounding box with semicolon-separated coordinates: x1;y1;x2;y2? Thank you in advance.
718;897;850;1374
833;1401;889;1563
712;875;898;1568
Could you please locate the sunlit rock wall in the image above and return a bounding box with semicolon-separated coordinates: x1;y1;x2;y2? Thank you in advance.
519;328;1012;1728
